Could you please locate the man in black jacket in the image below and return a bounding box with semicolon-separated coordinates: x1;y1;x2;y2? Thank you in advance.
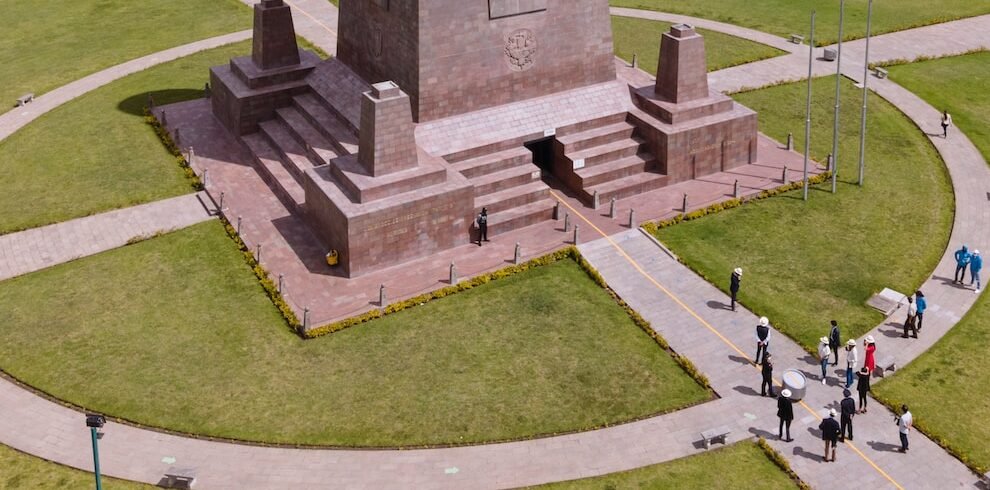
777;389;794;442
829;320;841;366
476;207;488;246
729;267;742;311
840;389;857;441
760;353;774;397
755;317;771;365
819;409;841;462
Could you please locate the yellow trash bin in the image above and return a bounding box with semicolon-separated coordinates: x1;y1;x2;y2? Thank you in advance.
325;250;339;266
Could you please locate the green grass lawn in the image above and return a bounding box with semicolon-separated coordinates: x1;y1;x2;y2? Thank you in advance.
0;221;709;447
656;76;952;350
532;441;798;489
0;0;250;115
0;443;148;489
612;16;785;75
610;0;990;46
887;50;990;163
0;42;251;235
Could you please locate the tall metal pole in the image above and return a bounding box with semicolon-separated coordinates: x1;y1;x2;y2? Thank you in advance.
90;427;103;490
831;0;845;194
803;11;816;201
858;0;873;186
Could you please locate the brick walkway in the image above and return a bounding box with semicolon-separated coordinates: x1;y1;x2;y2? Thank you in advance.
0;193;214;282
1;4;989;489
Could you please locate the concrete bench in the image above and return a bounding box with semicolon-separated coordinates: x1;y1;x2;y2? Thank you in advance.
700;426;731;449
163;467;197;489
875;67;888;79
16;93;34;107
876;356;896;378
789;34;805;44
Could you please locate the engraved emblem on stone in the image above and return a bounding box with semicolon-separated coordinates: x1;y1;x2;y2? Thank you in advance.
504;29;537;71
371;27;384;58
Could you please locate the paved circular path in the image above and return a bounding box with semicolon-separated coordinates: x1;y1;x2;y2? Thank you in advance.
1;3;989;488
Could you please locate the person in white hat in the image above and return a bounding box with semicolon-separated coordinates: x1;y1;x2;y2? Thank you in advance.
755;316;771;364
864;336;876;374
729;267;743;311
819;408;841;462
844;339;858;388
818;337;832;385
970;249;983;293
777;389;794;441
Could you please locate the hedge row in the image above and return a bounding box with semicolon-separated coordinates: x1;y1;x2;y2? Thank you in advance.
144;107;203;191
757;437;813;490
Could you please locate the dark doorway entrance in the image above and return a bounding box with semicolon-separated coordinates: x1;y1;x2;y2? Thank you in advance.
525;137;554;174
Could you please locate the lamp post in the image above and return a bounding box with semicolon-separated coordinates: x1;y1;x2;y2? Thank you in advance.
803;11;816;201
86;414;106;490
858;0;874;186
831;0;845;194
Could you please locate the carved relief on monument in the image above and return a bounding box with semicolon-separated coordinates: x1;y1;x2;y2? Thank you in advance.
370;27;383;58
489;0;547;19
504;29;537;71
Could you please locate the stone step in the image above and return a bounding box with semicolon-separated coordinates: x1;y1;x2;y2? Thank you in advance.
471;164;541;197
556;121;636;153
293;92;360;155
586;171;670;205
575;153;652;188
475;180;550;215
555;112;628;138
258;119;317;184
241;133;306;213
275;105;340;165
451;146;534;179
483;199;555;237
565;137;644;168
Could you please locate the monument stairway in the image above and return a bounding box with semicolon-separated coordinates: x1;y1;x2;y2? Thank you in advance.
553;118;669;206
447;147;554;237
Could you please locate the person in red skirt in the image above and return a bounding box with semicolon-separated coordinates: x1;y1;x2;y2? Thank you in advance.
863;335;877;374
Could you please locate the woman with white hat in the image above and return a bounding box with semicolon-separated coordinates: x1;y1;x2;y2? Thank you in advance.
844;339;858;388
864;335;877;374
755;316;771;364
818;337;832;385
730;267;742;311
777;389;794;441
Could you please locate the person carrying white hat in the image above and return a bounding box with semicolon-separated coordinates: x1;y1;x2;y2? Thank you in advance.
755;316;771;364
818;337;832;385
844;339;858;388
729;267;743;311
777;389;794;442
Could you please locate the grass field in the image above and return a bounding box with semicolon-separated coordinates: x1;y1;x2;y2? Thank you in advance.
656;76;953;349
0;221;709;447
533;441;798;489
0;443;148;489
0;0;250;115
610;0;990;46
887;50;990;163
612;16;785;75
0;42;251;235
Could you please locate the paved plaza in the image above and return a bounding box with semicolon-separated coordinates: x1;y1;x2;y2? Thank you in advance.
0;1;988;488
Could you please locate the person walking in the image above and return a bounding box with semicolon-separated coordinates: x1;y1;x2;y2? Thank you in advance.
844;339;858;388
828;320;841;366
902;296;918;339
777;389;794;442
856;366;871;413
897;405;913;452
818;337;832;385
729;267;742;311
755;317;771;365
840;389;856;442
476;208;489;246
941;110;952;138
864;336;877;374
761;353;775;397
954;245;971;283
971;250;983;293
915;290;927;331
819;409;841;462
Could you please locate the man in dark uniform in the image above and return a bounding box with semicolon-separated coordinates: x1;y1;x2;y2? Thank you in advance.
819;409;841;462
476;207;488;246
840;389;857;441
760;353;774;397
777;389;794;442
828;320;841;366
729;267;742;311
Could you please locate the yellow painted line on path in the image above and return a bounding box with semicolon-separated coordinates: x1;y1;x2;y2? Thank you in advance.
550;190;904;490
284;0;338;36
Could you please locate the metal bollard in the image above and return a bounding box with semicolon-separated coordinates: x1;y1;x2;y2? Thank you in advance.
629;208;636;228
609;197;617;218
573;224;579;245
733;179;740;198
786;132;794;151
379;284;387;309
201;167;208;188
255;243;262;263
218;191;225;214
553;201;560;220
236;216;242;236
592;190;600;210
632;53;638;69
449;263;457;285
682;193;688;212
564;212;571;232
827;153;834;172
782;166;789;184
514;243;521;265
303;307;310;330
278;274;284;294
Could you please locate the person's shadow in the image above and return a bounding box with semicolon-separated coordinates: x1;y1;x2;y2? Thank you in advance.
733;385;764;397
792;445;824;463
867;440;902;453
707;300;732;310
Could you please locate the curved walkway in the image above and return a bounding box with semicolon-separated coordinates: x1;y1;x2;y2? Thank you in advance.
0;30;251;143
1;5;989;490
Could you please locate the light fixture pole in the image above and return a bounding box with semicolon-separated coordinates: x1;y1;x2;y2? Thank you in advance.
86;414;106;490
831;0;845;194
858;0;874;186
803;11;816;201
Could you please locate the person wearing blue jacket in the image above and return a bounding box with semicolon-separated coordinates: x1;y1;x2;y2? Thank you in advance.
915;290;927;331
971;250;983;293
954;245;971;283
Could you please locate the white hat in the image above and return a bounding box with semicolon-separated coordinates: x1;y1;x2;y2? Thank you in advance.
759;317;769;327
734;267;743;275
829;408;837;417
820;336;829;344
847;339;856;346
975;250;981;255
781;389;792;398
865;335;875;343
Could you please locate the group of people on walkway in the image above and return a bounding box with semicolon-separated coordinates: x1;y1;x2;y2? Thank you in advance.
953;244;982;293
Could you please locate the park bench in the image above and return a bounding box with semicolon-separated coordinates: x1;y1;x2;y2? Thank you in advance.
163;467;197;489
789;34;804;44
875;356;897;378
700;426;731;450
16;93;34;107
875;67;889;79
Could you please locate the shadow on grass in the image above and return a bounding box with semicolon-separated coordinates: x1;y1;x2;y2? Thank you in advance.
117;89;204;116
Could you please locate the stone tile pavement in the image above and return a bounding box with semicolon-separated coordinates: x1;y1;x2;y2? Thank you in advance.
0;192;214;282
